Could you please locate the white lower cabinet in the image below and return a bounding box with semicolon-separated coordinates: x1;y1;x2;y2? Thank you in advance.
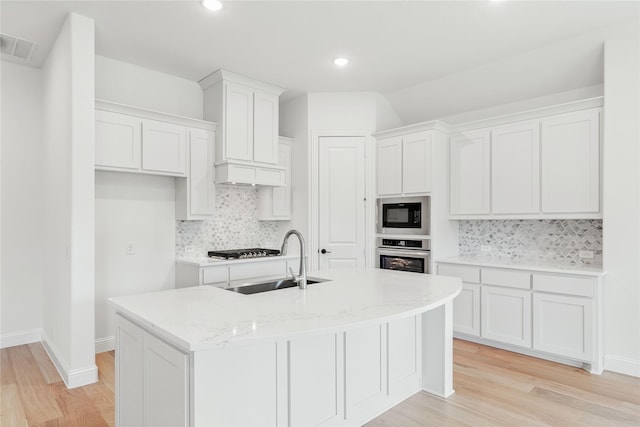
175;258;300;289
453;283;481;336
481;285;532;348
533;293;593;361
436;261;603;372
116;315;189;427
118;312;428;426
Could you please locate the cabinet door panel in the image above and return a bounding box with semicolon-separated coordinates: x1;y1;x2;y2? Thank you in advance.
388;316;418;394
402;132;432;194
289;334;338;426
188;129;215;216
141;120;186;175
491;122;540;213
253;91;279;165
116;315;144;427
95;110;141;170
377;137;403;196
450;130;491;215
533;293;593;361
345;325;384;412
481;286;532;347
225;83;254;161
271;143;291;217
144;333;189;427
541;109;600;213
453;283;480;336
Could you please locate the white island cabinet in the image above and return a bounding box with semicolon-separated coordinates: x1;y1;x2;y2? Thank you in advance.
110;268;461;427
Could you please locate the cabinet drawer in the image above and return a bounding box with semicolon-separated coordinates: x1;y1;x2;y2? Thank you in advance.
229;260;286;282
532;274;594;297
202;266;229;285
482;268;531;290
437;264;480;283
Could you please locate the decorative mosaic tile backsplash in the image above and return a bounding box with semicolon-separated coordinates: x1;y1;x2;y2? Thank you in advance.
459;219;603;265
176;185;278;257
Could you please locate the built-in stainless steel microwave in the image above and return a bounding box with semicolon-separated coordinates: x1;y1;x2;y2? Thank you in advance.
376;196;430;235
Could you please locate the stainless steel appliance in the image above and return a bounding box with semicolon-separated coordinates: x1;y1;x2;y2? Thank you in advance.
208;248;280;259
376;196;430;235
376;237;431;274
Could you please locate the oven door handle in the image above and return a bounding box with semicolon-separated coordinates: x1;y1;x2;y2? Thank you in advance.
377;249;431;257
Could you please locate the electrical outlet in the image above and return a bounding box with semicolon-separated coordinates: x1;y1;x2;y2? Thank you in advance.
185;245;195;254
480;245;492;253
579;250;594;259
127;243;135;255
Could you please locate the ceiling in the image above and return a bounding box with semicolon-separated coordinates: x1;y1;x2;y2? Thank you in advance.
1;0;638;123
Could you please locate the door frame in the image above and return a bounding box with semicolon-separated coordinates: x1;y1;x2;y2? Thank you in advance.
309;130;376;271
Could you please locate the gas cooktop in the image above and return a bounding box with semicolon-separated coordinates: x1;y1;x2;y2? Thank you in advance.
207;248;280;260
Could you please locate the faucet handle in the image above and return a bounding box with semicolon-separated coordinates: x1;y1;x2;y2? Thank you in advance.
289;267;300;282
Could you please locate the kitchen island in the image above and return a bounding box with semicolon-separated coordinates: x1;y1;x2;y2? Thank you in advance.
110;268;462;427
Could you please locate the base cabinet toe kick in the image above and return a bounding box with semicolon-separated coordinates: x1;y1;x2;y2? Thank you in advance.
115;303;455;427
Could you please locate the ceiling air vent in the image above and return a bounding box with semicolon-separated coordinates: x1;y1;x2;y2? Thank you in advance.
0;33;36;61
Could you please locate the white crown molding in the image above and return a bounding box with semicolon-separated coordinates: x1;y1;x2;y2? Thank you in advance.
199;69;286;95
374;97;604;139
373;120;451;139
95;99;218;131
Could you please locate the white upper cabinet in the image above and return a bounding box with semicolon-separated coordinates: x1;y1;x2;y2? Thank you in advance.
95;110;141;171
377;132;432;197
257;138;293;220
176;128;216;220
224;82;254;162
449;129;491;215
541;109;600;214
446;101;601;219
403;132;433;195
491;121;540;214
141;119;186;175
201;70;285;186
376;137;403;196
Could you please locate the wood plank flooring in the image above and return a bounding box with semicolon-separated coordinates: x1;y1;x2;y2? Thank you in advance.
0;339;638;426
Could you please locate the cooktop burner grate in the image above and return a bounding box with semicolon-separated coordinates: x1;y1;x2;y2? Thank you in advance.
207;248;280;259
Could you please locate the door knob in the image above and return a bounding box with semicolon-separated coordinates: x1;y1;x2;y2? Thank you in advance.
320;249;332;254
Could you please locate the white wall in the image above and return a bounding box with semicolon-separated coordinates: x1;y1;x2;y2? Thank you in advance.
0;62;44;344
602;21;640;377
41;13;96;388
94;55;204;348
278;95;309;254
95;55;203;119
308;92;377;130
95;172;176;342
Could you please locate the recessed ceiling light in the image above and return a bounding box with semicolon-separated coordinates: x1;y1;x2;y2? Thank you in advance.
334;58;349;67
202;0;223;11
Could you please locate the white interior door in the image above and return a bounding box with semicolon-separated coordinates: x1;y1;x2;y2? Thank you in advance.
318;136;366;270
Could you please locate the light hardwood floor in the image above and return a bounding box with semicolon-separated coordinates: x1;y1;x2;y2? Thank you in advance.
1;340;638;426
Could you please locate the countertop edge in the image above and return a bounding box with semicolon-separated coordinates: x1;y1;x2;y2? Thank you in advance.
435;257;606;277
176;254;300;267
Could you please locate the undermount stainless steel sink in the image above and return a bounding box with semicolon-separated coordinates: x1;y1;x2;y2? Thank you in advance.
226;277;328;295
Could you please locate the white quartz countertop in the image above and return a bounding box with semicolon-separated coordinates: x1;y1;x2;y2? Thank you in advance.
176;254;299;267
435;256;606;277
109;268;461;352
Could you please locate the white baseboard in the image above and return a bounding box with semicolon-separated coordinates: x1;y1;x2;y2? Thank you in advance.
0;328;42;348
41;330;98;389
605;355;640;377
95;336;115;353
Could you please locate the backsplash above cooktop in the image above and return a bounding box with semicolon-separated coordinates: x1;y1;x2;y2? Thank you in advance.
459;219;602;265
176;185;278;257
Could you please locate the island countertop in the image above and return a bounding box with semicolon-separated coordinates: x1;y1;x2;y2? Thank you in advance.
109;268;462;352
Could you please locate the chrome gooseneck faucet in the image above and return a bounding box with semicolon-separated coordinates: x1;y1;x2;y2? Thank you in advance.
280;229;308;289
